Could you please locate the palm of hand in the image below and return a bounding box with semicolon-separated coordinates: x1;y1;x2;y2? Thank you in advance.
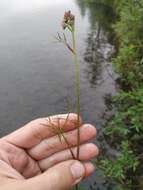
0;140;41;179
0;114;98;185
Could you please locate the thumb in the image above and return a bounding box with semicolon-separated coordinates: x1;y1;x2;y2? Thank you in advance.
26;160;85;190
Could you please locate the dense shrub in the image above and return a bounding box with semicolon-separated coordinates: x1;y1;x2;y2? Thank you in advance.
77;0;143;189
113;0;143;88
98;1;143;189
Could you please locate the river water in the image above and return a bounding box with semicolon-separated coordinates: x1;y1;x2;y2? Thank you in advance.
0;0;117;189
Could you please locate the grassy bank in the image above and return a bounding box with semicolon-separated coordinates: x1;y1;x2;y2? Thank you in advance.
76;0;143;189
96;0;143;189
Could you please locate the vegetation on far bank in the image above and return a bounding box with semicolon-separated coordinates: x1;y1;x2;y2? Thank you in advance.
77;0;143;189
96;0;143;189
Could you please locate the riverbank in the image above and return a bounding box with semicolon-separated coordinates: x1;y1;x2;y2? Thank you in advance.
95;1;143;190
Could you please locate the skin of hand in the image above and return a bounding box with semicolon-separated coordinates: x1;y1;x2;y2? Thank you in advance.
0;113;99;190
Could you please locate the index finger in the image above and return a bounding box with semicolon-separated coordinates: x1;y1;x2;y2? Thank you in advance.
2;113;82;149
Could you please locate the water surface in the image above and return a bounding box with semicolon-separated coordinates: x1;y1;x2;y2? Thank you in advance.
0;0;117;189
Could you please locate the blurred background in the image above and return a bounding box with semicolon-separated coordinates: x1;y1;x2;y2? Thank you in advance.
1;1;143;190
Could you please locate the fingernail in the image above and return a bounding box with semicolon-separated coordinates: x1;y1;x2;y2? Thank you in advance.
70;161;85;185
83;124;94;128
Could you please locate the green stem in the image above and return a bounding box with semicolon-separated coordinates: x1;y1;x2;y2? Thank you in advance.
59;128;76;159
72;29;81;160
75;184;79;190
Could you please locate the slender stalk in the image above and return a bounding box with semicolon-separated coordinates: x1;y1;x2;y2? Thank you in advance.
72;29;80;190
59;11;81;190
72;29;81;160
59;128;76;159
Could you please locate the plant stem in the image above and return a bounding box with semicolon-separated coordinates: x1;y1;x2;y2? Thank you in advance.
72;29;81;161
75;184;79;190
59;128;76;159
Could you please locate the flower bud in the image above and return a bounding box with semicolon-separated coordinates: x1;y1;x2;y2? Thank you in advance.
62;10;75;30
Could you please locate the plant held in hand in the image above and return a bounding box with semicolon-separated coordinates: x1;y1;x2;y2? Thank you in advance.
56;10;81;189
56;11;81;160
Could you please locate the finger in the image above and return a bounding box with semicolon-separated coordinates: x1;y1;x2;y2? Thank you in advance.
84;162;95;177
3;113;82;148
1;161;95;190
28;124;96;160
38;143;99;171
24;160;86;190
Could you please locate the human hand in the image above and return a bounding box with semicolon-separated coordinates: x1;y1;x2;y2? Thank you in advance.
0;113;99;190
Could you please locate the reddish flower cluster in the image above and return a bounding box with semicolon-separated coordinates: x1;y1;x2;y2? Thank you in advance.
62;10;75;30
